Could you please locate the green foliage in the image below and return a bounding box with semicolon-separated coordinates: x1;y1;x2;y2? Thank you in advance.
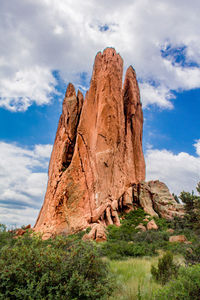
0;224;6;232
168;215;187;230
0;233;114;300
184;241;200;265
179;182;200;230
0;225;16;251
100;241;156;260
109;256;161;300
151;251;179;285
154;264;200;300
106;208;148;242
172;193;180;203
133;230;170;249
153;217;169;231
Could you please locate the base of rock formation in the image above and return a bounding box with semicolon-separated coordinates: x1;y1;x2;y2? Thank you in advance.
81;180;184;241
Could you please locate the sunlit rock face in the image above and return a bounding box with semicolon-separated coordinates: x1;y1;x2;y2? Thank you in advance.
34;48;183;240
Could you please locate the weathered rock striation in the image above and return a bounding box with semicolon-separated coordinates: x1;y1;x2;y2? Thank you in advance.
133;181;184;220
34;48;183;240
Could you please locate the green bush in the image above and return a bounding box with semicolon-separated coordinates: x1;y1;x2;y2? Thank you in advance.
184;241;200;265
106;209;148;242
133;230;169;244
0;224;16;250
154;264;200;300
100;240;156;260
151;251;179;285
153;217;169;231
0;233;114;299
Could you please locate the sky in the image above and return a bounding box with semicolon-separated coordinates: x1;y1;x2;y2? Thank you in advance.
0;0;200;227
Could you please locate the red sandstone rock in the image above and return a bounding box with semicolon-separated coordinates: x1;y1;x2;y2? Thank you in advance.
14;224;31;238
169;235;187;243
166;228;174;234
34;48;145;238
24;224;31;230
15;228;26;236
82;224;107;242
143;218;149;222
147;219;158;230
34;48;184;240
133;181;184;220
135;224;146;232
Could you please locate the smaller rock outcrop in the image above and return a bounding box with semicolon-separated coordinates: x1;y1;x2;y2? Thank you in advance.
169;235;188;243
14;224;32;238
147;219;158;230
133;181;184;219
135;224;146;231
166;228;174;234
82;224;107;242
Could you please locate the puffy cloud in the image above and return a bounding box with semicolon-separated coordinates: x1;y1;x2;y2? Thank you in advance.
145;142;200;195
0;142;52;227
140;83;174;109
0;67;57;111
194;139;200;156
0;0;200;110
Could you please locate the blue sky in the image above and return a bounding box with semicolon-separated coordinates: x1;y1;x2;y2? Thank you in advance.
0;0;200;227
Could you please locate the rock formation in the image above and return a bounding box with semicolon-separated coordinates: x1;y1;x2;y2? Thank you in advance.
34;48;183;239
133;181;184;220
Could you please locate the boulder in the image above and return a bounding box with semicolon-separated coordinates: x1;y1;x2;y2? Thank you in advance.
82;224;107;242
169;235;187;243
135;224;146;232
147;219;158;230
15;228;26;236
133;181;184;220
166;228;174;234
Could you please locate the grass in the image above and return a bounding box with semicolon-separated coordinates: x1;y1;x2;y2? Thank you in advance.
108;253;185;300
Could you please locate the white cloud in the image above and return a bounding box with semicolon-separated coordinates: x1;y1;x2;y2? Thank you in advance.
0;142;52;227
0;0;200;110
145;143;200;195
0;67;57;111
194;139;200;156
140;83;174;109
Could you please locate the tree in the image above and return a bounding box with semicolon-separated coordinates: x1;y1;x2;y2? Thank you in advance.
179;182;200;230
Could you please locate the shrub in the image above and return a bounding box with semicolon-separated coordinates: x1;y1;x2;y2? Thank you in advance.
0;224;16;250
0;233;114;299
133;230;169;244
154;264;200;300
100;240;156;260
151;251;179;285
184;241;200;265
106;208;148;242
153;217;169;231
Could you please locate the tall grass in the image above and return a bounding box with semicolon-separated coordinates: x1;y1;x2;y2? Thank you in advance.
108;256;160;300
108;253;184;300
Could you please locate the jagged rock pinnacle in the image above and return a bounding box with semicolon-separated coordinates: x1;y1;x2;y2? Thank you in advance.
34;48;183;240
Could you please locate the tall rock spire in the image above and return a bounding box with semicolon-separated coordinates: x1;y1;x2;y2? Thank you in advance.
34;48;146;239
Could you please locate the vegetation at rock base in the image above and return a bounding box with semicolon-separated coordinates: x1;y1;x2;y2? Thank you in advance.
151;251;179;285
154;264;200;300
0;231;114;300
1;182;200;299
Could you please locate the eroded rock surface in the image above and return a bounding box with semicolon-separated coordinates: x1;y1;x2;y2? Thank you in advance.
131;180;184;220
34;48;184;240
34;48;145;238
